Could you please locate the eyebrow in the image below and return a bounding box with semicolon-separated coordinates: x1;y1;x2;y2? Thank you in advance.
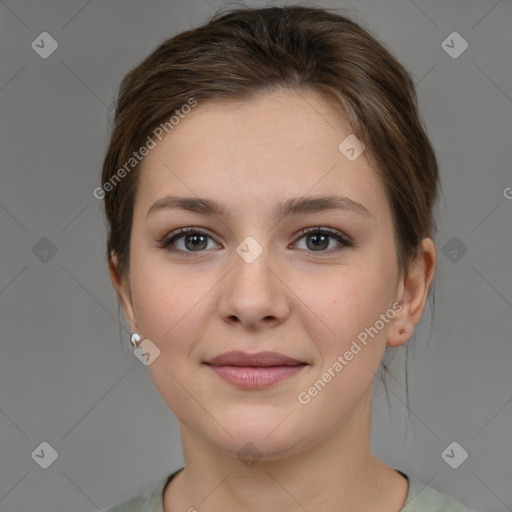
146;194;373;220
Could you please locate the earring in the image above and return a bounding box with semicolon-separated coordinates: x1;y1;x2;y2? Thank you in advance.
130;332;141;348
399;328;408;335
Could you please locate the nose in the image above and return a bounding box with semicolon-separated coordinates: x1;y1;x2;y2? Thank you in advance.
218;242;290;330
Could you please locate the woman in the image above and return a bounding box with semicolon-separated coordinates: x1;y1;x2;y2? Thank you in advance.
100;5;477;511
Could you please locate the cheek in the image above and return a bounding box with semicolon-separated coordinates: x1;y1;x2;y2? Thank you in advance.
300;268;396;408
129;250;183;339
320;261;393;329
129;251;218;356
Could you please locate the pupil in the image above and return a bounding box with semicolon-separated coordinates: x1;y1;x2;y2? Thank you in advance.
308;234;328;250
186;234;207;251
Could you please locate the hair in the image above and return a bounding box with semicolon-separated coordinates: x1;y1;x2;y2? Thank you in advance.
101;4;440;414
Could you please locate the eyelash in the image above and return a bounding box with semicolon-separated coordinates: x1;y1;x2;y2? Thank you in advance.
158;226;352;255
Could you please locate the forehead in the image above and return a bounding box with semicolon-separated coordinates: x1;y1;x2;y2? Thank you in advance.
135;89;390;223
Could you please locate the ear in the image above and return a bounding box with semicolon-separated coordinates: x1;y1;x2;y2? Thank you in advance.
387;237;436;347
108;252;139;334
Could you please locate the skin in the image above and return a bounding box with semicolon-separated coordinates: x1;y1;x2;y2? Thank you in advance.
110;88;436;511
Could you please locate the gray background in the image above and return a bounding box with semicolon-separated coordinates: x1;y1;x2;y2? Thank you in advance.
0;0;511;511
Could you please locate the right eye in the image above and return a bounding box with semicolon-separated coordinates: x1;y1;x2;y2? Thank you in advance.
158;227;222;254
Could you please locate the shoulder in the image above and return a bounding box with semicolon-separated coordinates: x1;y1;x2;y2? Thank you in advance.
401;473;480;512
101;468;182;512
101;493;148;512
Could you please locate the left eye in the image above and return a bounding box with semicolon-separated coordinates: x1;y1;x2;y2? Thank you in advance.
292;227;351;252
159;227;350;254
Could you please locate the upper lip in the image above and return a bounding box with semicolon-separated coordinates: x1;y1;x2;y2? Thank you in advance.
205;351;305;367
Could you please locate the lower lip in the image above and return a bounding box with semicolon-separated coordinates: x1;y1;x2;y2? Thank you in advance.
206;364;307;389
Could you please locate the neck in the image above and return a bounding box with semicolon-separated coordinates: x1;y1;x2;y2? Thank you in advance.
164;389;408;512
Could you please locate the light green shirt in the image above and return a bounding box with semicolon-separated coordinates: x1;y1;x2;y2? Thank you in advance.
102;467;478;511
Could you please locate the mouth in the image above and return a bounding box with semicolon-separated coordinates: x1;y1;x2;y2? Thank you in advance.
204;351;308;389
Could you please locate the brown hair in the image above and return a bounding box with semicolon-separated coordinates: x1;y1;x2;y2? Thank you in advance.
101;5;439;406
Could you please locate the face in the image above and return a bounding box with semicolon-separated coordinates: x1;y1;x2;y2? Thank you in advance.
112;89;430;461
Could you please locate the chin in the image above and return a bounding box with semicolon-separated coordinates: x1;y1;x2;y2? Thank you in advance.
200;411;311;462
